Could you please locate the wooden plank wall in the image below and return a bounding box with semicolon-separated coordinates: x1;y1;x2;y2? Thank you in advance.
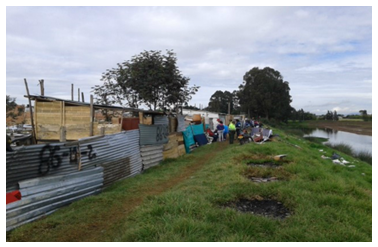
35;101;122;141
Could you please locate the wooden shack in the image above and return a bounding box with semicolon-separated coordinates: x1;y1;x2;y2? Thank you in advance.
26;95;163;142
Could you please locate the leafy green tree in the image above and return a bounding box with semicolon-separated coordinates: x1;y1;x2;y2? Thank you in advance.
93;50;199;111
206;90;239;114
237;67;292;121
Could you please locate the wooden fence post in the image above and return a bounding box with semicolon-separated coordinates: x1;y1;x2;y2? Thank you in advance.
24;78;37;144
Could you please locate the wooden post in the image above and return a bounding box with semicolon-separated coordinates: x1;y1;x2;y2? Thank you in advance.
81;92;85;102
24;78;37;144
120;108;125;132
39;79;44;96
71;84;74;101
139;112;144;124
90;95;94;136
60;126;66;142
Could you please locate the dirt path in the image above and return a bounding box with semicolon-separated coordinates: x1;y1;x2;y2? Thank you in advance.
53;141;229;241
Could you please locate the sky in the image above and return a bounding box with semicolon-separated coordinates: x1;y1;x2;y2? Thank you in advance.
4;3;374;116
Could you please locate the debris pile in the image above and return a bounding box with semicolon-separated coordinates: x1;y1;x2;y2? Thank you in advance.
320;151;355;167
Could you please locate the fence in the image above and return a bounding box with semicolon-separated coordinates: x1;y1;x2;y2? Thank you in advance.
6;115;198;231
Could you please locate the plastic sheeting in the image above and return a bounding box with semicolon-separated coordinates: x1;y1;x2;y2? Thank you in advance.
193;134;208;146
191;124;205;135
182;126;195;153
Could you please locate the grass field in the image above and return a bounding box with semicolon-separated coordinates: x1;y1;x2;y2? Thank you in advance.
6;127;372;242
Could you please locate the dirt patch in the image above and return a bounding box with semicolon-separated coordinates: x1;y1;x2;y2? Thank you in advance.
226;198;291;219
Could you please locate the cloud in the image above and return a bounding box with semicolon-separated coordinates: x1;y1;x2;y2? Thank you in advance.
5;6;372;115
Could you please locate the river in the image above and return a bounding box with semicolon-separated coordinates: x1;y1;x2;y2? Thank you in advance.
304;128;372;154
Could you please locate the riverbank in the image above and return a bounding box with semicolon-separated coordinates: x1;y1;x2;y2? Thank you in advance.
305;120;372;136
7;127;372;242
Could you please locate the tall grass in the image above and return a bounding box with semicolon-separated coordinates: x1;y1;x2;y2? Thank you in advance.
325;142;372;165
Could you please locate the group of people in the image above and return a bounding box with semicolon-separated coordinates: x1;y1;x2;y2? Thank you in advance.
205;118;244;144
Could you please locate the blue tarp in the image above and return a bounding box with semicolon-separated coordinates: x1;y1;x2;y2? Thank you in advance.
182;125;195;153
194;134;208;146
191;124;205;135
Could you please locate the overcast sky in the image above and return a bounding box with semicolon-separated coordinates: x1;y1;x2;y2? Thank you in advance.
5;4;373;115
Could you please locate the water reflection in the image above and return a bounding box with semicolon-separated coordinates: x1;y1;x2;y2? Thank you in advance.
304;128;372;154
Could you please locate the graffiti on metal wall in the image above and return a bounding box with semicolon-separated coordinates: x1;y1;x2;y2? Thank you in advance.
39;144;97;175
81;145;97;160
39;145;62;175
156;125;169;142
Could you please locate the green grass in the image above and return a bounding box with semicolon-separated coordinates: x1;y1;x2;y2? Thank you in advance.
7;127;372;242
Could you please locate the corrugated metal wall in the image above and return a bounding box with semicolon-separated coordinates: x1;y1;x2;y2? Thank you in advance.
6;122;191;231
6;130;143;231
79;130;142;187
140;145;164;170
6;143;81;192
139;124;169;145
154;115;169;125
176;114;186;132
6;167;103;231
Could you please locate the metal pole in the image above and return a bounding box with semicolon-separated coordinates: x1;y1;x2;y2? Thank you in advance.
71;84;74;101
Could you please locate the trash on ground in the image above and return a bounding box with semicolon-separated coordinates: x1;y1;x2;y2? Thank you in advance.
273;154;287;161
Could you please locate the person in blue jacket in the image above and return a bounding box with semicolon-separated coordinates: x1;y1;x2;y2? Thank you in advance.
223;124;229;140
235;119;241;138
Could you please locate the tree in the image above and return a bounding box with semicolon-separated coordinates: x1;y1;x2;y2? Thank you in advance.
93;50;199;111
333;110;339;121
6;95;17;113
237;67;292;121
206;90;239;114
6;95;26;124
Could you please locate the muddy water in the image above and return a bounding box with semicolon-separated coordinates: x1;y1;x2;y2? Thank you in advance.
305;128;372;154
